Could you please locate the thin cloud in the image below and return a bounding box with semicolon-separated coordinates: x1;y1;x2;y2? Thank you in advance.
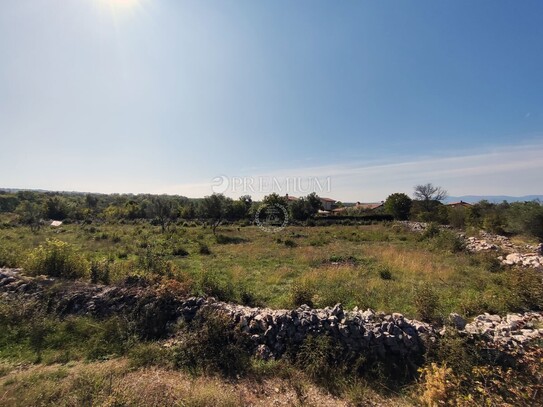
157;141;543;201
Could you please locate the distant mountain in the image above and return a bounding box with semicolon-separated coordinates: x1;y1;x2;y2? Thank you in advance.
445;195;543;204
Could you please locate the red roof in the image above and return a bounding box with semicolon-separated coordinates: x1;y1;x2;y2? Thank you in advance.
446;201;472;207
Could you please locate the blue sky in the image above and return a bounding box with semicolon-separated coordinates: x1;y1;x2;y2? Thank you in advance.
1;0;542;201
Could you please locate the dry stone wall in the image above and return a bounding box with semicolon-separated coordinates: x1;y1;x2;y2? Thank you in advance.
1;268;542;361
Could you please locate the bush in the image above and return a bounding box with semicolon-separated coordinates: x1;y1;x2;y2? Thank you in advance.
431;230;465;253
198;243;211;255
295;335;344;385
414;282;440;322
507;268;543;311
420;223;440;240
418;363;456;406
284;239;297;248
83;316;133;360
215;234;246;244
379;267;393;280
173;309;250;377
172;246;189;257
290;281;316;307
90;259;111;284
200;270;235;301
25;239;88;279
0;243;22;268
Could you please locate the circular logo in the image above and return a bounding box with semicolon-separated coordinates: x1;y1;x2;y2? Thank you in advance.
255;203;289;233
211;175;229;194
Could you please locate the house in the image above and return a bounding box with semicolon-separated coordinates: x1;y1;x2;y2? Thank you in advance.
285;194;298;202
354;201;384;210
284;194;337;211
446;201;472;209
331;201;383;214
319;197;336;211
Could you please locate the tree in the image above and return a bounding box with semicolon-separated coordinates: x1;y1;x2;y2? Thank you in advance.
45;196;70;220
506;201;543;241
200;194;232;235
239;195;253;211
384;193;412;220
289;198;311;221
262;193;288;208
229;196;252;220
289;193;322;221
413;183;447;213
305;192;323;216
147;195;176;233
16;201;44;232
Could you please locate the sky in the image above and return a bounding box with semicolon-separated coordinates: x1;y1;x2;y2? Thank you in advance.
1;0;542;201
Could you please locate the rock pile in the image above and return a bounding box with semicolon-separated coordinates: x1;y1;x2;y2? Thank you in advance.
465;236;499;252
398;221;428;232
463;312;543;350
500;253;543;268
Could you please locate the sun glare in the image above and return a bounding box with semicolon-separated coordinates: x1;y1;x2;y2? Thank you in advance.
97;0;141;12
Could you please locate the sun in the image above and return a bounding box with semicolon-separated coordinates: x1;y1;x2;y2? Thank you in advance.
110;0;139;6
97;0;141;11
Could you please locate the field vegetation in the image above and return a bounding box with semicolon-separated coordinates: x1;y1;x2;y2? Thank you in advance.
0;188;542;405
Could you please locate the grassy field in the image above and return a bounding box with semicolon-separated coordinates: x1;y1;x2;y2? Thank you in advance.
1;220;543;406
0;219;537;319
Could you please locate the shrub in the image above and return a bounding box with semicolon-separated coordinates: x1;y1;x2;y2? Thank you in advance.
290;281;316;307
25;239;88;279
431;230;465;253
295;335;344;385
379;267;393;280
507;267;543;311
82;316;134;360
172;246;189;257
200;270;235;301
284;239;297;248
473;252;502;273
90;259;111;284
198;243;211;255
173;309;250;377
0;243;22;268
426;329;479;376
420;223;440;240
418;363;455;406
414;282;440;322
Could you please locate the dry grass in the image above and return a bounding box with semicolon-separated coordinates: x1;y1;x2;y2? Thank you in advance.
0;223;522;316
0;359;410;407
360;244;459;282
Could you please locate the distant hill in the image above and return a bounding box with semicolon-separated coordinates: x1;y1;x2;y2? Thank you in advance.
445;195;543;204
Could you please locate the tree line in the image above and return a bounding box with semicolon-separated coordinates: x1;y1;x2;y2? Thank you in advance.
0;190;323;232
383;183;543;240
2;186;542;240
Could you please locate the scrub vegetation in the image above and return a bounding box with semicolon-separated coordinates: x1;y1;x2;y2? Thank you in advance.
0;188;542;405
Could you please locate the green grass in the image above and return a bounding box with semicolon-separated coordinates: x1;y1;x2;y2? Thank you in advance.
1;220;542;406
0;221;539;317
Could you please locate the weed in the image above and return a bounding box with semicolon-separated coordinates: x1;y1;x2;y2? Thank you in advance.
25;239;88;279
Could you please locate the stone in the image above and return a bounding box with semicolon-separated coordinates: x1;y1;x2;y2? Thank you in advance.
449;313;467;330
